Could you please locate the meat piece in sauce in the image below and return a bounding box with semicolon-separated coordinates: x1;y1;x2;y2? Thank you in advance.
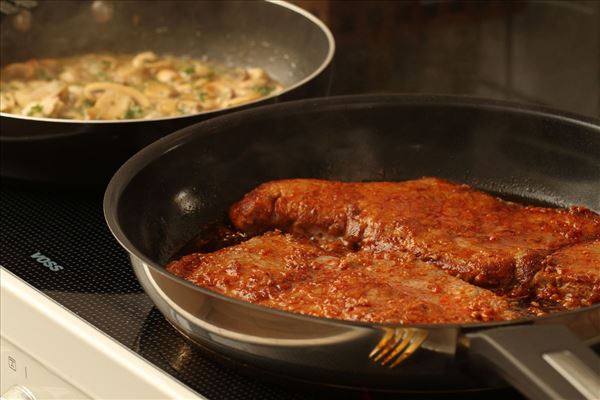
167;231;325;303
229;178;600;289
166;231;519;324
532;240;600;309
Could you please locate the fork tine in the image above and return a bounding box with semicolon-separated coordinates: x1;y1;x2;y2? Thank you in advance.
368;328;395;359
369;328;428;368
373;328;406;362
381;329;414;365
388;330;428;368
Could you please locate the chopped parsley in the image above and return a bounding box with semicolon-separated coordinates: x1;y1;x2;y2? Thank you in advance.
197;91;207;102
176;105;186;114
95;71;108;80
254;85;274;96
35;68;51;80
28;104;43;115
101;59;112;68
183;66;195;75
83;99;95;108
124;105;143;119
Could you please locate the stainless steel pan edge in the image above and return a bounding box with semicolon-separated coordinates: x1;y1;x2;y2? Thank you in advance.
104;94;600;398
132;254;600;397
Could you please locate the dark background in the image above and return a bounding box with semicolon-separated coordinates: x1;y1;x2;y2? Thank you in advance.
294;0;600;118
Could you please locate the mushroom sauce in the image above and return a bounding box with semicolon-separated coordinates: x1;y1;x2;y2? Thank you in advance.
0;52;283;120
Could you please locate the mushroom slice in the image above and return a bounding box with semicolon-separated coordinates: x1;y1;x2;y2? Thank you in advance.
192;78;210;88
157;98;178;115
225;67;248;81
144;81;173;99
196;81;234;109
88;90;133;120
13;81;67;107
67;85;88;108
68;84;84;97
0;92;16;112
84;82;150;107
156;69;178;83
113;64;146;84
246;68;266;81
132;51;157;68
203;81;233;103
144;60;173;71
225;92;262;107
22;96;64;117
176;99;200;114
194;63;212;77
6;81;26;91
59;68;79;83
173;82;192;94
98;55;118;68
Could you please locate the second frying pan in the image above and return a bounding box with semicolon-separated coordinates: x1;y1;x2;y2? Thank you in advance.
104;95;600;399
0;0;334;185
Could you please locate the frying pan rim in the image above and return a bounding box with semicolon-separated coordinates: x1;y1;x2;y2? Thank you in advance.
0;0;335;127
103;93;600;331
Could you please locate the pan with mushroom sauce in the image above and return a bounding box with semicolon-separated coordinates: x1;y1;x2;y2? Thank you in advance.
0;0;335;185
0;51;283;120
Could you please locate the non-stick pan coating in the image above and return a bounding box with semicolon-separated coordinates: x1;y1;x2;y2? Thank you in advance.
111;95;599;264
104;95;600;392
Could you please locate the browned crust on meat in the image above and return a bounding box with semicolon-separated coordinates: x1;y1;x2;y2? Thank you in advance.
265;251;520;323
532;240;600;309
167;232;519;324
229;178;600;289
166;231;324;303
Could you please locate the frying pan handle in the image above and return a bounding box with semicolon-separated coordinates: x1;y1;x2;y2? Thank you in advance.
467;325;600;400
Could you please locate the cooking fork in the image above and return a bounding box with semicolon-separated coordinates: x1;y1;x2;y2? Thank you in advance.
369;327;428;368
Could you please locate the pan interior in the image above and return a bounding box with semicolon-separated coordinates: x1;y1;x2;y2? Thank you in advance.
105;97;600;389
111;97;600;266
1;1;331;87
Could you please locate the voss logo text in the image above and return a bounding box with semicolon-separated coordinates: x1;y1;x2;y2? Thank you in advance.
30;252;64;272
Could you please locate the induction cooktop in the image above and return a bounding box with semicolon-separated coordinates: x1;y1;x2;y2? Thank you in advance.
0;180;525;400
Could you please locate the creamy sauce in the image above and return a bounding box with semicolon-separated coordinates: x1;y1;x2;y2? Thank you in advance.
0;52;283;120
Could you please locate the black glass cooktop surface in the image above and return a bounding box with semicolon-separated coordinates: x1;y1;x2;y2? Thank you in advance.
0;182;528;400
2;1;598;398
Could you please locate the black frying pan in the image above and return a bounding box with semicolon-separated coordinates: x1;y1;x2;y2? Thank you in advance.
104;95;600;399
0;0;334;185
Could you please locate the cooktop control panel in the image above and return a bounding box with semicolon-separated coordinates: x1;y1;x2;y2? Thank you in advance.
0;268;202;400
1;337;90;400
